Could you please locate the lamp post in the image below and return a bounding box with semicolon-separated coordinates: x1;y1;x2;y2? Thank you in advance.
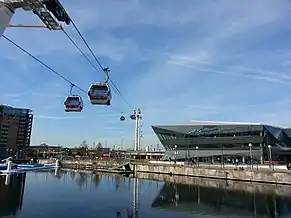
221;139;224;168
121;137;124;150
268;145;272;169
174;144;178;163
186;130;196;162
185;133;189;161
195;146;199;166
249;143;253;170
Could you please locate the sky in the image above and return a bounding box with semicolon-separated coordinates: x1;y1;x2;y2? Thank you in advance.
1;0;291;149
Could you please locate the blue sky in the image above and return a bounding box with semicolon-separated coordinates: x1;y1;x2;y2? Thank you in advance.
1;0;291;148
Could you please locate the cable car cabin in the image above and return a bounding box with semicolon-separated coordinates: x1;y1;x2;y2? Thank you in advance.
88;82;112;105
64;95;83;112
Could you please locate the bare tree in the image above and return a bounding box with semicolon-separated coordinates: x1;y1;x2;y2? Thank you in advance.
80;140;88;148
96;142;102;149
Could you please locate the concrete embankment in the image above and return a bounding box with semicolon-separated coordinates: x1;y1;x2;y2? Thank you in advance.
61;160;126;170
60;168;291;197
134;163;291;185
135;172;291;197
59;159;291;185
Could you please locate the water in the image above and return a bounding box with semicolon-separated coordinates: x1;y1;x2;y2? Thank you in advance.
1;170;291;218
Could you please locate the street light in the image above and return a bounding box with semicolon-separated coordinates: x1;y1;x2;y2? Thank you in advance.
268;145;272;169
221;139;224;168
174;144;178;163
249;143;253;170
186;130;196;162
195;146;199;166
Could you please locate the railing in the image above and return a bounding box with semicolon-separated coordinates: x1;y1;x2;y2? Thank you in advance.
146;160;289;171
59;157;151;165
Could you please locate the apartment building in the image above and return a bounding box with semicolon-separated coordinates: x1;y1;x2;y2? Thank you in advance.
0;105;33;158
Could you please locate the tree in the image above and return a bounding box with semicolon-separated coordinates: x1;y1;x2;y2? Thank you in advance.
79;140;88;156
80;140;88;148
96;142;102;150
91;142;103;158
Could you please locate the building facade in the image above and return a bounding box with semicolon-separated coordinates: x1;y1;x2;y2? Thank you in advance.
0;105;33;158
152;121;291;163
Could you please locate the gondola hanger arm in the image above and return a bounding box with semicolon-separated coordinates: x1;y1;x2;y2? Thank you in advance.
103;68;110;83
70;83;75;95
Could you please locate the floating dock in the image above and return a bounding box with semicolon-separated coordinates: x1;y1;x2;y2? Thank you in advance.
62;161;134;175
0;160;59;174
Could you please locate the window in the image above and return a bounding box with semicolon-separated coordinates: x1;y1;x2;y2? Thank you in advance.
66;97;80;105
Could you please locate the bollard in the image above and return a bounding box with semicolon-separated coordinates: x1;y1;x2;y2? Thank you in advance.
55;159;60;167
5;174;11;185
6;161;12;173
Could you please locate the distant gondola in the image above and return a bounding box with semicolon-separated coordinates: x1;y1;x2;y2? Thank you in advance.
120;112;125;121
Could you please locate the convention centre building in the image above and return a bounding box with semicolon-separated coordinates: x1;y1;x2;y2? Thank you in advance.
152;121;291;163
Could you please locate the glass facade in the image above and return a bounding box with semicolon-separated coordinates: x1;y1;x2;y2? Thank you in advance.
0;105;30;116
152;122;291;161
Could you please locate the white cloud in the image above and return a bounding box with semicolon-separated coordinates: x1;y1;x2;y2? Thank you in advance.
34;115;81;120
168;61;291;86
31;93;65;98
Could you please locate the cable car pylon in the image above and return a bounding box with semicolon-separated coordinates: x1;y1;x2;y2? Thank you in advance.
130;108;142;151
0;0;70;39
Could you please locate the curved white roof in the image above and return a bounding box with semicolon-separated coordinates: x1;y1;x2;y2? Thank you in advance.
155;120;262;127
189;120;261;126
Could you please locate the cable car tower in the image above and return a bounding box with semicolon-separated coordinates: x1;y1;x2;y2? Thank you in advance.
130;108;142;152
0;0;70;38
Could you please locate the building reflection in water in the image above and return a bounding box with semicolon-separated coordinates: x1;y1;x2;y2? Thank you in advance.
151;181;291;218
57;170;142;218
0;173;26;217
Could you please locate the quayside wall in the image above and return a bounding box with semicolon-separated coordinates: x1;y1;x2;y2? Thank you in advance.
133;163;291;185
136;172;291;197
47;158;291;185
60;168;291;197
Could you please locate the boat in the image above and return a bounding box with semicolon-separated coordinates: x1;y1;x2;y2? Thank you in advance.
0;164;17;171
0;160;60;174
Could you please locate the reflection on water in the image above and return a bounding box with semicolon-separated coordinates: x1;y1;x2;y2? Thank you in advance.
152;181;291;218
1;169;291;218
0;173;26;217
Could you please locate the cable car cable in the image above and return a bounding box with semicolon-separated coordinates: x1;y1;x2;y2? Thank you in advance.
2;35;87;94
61;26;132;109
67;19;134;109
61;28;103;74
70;19;104;71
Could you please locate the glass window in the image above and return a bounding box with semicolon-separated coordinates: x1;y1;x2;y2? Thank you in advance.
92;85;108;91
66;97;80;105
